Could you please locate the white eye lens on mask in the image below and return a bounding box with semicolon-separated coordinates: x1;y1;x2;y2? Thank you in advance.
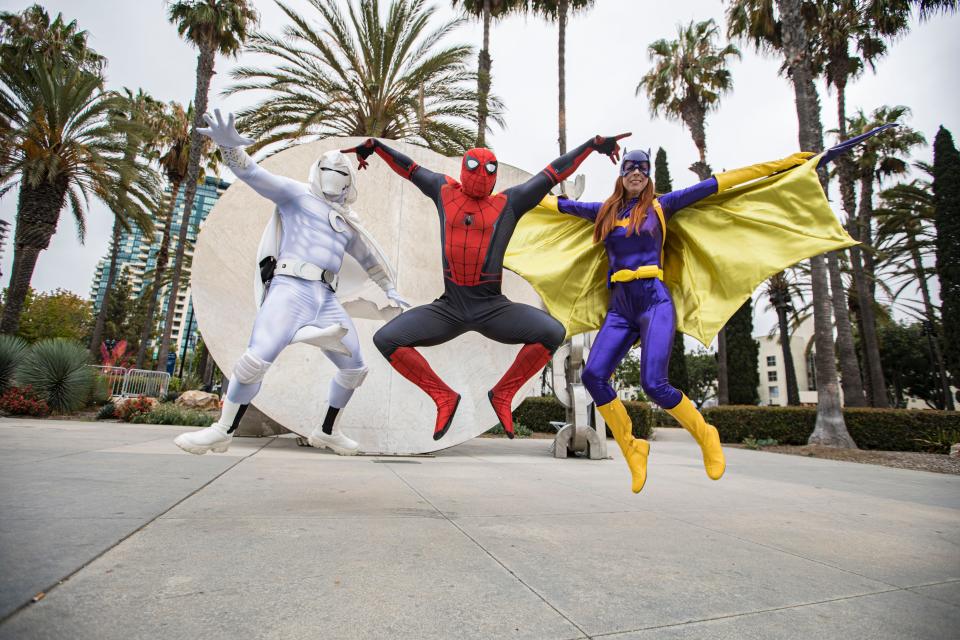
485;162;497;174
466;158;479;170
321;167;348;177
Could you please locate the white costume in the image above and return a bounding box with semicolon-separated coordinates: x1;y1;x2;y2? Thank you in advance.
175;110;408;457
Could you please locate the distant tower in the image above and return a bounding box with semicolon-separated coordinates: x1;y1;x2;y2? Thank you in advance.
0;219;10;280
88;176;231;356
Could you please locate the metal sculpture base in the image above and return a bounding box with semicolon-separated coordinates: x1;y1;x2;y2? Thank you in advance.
550;336;608;460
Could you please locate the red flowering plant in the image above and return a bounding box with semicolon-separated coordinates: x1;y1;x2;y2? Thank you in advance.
0;386;51;417
99;340;132;369
115;395;155;422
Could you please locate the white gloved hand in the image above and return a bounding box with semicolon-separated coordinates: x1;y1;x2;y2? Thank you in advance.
386;288;411;309
197;108;254;148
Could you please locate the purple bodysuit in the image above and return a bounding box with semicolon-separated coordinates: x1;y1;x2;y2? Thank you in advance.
557;177;718;409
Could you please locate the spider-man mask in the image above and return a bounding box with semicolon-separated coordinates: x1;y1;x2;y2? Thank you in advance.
461;148;498;198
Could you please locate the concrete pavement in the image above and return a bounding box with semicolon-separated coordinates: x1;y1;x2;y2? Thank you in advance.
1;418;957;639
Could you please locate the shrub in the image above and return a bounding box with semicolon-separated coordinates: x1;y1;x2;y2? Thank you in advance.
487;422;533;438
703;405;960;452
16;338;94;413
512;396;653;440
180;373;202;392
742;437;779;450
0;334;28;393
0;385;50;417
130;402;214;427
623;401;654;440
513;396;566;433
96;402;116;420
115;395;155;422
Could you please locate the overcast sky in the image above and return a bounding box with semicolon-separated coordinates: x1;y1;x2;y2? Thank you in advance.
1;0;957;338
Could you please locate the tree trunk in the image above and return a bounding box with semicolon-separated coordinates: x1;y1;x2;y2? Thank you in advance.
0;179;68;335
831;79;867;407
826;251;866;406
476;0;491;148
716;327;729;405
911;236;954;410
156;47;215;372
853;172;888;407
89;219;122;358
776;0;855;447
135;178;181;369
557;0;567;155
776;305;801;405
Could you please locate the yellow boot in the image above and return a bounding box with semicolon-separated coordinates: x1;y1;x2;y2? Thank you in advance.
597;399;649;493
666;394;725;480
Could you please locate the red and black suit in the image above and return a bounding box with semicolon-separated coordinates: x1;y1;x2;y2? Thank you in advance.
345;136;624;440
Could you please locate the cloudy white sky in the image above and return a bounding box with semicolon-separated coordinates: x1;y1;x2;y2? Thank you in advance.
1;0;958;337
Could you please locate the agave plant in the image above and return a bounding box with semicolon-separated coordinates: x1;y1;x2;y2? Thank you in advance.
17;338;94;413
0;334;29;393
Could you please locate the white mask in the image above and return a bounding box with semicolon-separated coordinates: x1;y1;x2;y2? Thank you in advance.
308;150;357;204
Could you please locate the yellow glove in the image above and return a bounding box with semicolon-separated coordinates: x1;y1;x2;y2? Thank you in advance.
538;195;560;213
715;152;815;192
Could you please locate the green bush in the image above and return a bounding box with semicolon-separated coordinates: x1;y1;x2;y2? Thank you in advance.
623;401;654;440
513;396;566;433
16;338;94;413
487;422;533;438
702;405;960;452
88;374;115;405
130;402;214;427
512;396;653;440
180;373;202;392
0;334;28;393
96;402;116;420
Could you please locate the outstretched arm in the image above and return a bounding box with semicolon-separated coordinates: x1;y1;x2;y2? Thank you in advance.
198;109;301;204
506;133;630;215
538;195;603;222
658;152;816;218
342;138;447;200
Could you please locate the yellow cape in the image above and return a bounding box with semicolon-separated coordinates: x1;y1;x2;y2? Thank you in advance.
504;154;856;346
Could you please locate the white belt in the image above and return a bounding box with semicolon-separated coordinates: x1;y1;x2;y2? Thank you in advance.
274;258;332;282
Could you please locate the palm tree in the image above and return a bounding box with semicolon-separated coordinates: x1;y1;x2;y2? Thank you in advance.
639;19;740;180
875;171;953;409
89;88;162;359
134;101;212;370
728;0;855;447
639;17;739;404
0;59;155;335
228;0;491;156
845;106;925;407
764;271;804;405
726;0;865;407
528;0;595;155
452;0;523;147
0;5;105;75
159;0;259;371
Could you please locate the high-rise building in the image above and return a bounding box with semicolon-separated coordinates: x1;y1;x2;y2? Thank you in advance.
90;175;230;362
0;219;10;280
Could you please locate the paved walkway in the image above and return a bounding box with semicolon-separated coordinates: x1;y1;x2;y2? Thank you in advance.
1;417;958;639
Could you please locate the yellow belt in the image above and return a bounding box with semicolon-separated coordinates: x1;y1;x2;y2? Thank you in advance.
609;265;664;283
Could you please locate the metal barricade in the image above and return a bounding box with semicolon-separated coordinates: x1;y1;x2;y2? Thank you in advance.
120;368;170;399
88;365;127;398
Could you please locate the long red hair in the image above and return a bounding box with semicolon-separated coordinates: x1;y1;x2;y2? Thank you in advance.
594;176;655;242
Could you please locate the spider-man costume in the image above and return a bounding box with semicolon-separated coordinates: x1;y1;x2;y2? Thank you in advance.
344;135;627;440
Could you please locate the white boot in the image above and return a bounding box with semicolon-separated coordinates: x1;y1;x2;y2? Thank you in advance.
174;422;232;455
308;406;359;456
174;399;244;455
